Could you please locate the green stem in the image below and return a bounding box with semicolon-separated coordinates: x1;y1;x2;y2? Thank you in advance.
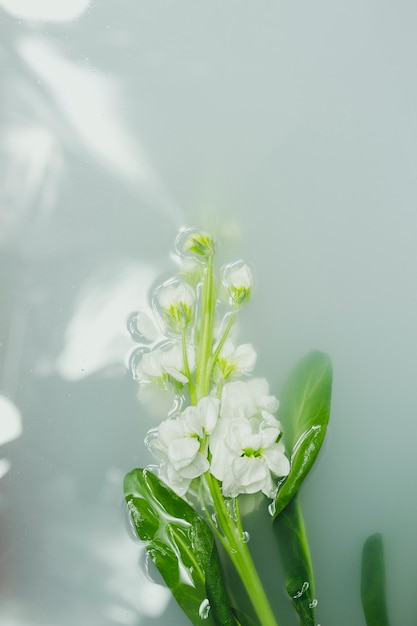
205;473;279;626
206;311;236;386
181;330;196;405
196;256;215;398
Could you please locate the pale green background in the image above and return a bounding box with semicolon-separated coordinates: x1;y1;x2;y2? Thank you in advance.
1;1;417;625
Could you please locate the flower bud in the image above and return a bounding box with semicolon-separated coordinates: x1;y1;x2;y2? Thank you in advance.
223;262;253;308
156;280;196;331
175;227;215;260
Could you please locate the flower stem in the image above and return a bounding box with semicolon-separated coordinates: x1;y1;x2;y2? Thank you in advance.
196;255;215;398
206;311;236;385
205;473;279;626
181;330;196;405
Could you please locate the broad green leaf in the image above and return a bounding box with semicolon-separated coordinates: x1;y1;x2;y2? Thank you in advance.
205;543;236;626
273;351;332;518
361;533;390;626
273;497;316;626
124;468;236;626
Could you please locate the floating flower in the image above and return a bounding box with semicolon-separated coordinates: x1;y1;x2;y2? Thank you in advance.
134;311;160;342
220;378;279;423
176;227;215;260
223;262;253;308
213;340;257;382
209;415;290;498
148;396;220;495
134;343;195;387
157;281;196;331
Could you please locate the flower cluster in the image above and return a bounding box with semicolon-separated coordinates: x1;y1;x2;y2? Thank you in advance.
128;227;290;501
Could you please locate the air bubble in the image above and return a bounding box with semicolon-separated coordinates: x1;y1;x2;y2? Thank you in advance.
198;599;211;619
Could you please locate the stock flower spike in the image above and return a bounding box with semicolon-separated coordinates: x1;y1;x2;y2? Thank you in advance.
125;227;333;626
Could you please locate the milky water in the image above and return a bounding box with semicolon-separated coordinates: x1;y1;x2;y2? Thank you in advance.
1;2;417;625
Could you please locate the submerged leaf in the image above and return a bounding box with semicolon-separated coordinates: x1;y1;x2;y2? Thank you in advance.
273;351;332;518
273;497;316;626
205;543;236;626
361;533;390;626
124;468;236;626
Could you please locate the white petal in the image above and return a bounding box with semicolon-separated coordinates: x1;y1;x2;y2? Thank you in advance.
179;452;209;479
234;343;257;372
164;367;188;384
168;437;200;470
264;446;290;477
197;396;220;433
136;312;160;341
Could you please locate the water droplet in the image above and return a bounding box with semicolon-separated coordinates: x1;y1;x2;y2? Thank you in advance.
225;498;238;522
293;581;310;599
268;500;276;517
211;513;218;528
241;531;250;543
309;599;318;608
123;500;141;542
198;599;211;619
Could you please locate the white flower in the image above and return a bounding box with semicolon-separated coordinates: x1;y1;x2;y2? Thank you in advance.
135;311;160;342
213;340;257;382
220;378;280;423
209;416;290;498
176;227;215;259
223;262;253;308
135;343;195;386
157;281;196;331
148;396;220;495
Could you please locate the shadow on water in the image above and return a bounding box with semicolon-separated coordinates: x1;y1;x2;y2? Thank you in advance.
0;4;184;624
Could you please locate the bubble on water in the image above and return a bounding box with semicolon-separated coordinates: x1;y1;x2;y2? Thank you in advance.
241;531;250;543
198;599;211;619
309;599;318;608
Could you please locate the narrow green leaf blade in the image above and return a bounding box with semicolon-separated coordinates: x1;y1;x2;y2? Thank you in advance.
273;351;332;518
205;543;237;626
361;533;390;626
232;608;259;626
273;497;316;626
124;468;219;625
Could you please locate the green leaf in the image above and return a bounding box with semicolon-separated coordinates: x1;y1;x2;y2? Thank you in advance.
125;468;235;625
273;497;316;626
205;543;236;626
361;533;390;626
273;350;332;519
